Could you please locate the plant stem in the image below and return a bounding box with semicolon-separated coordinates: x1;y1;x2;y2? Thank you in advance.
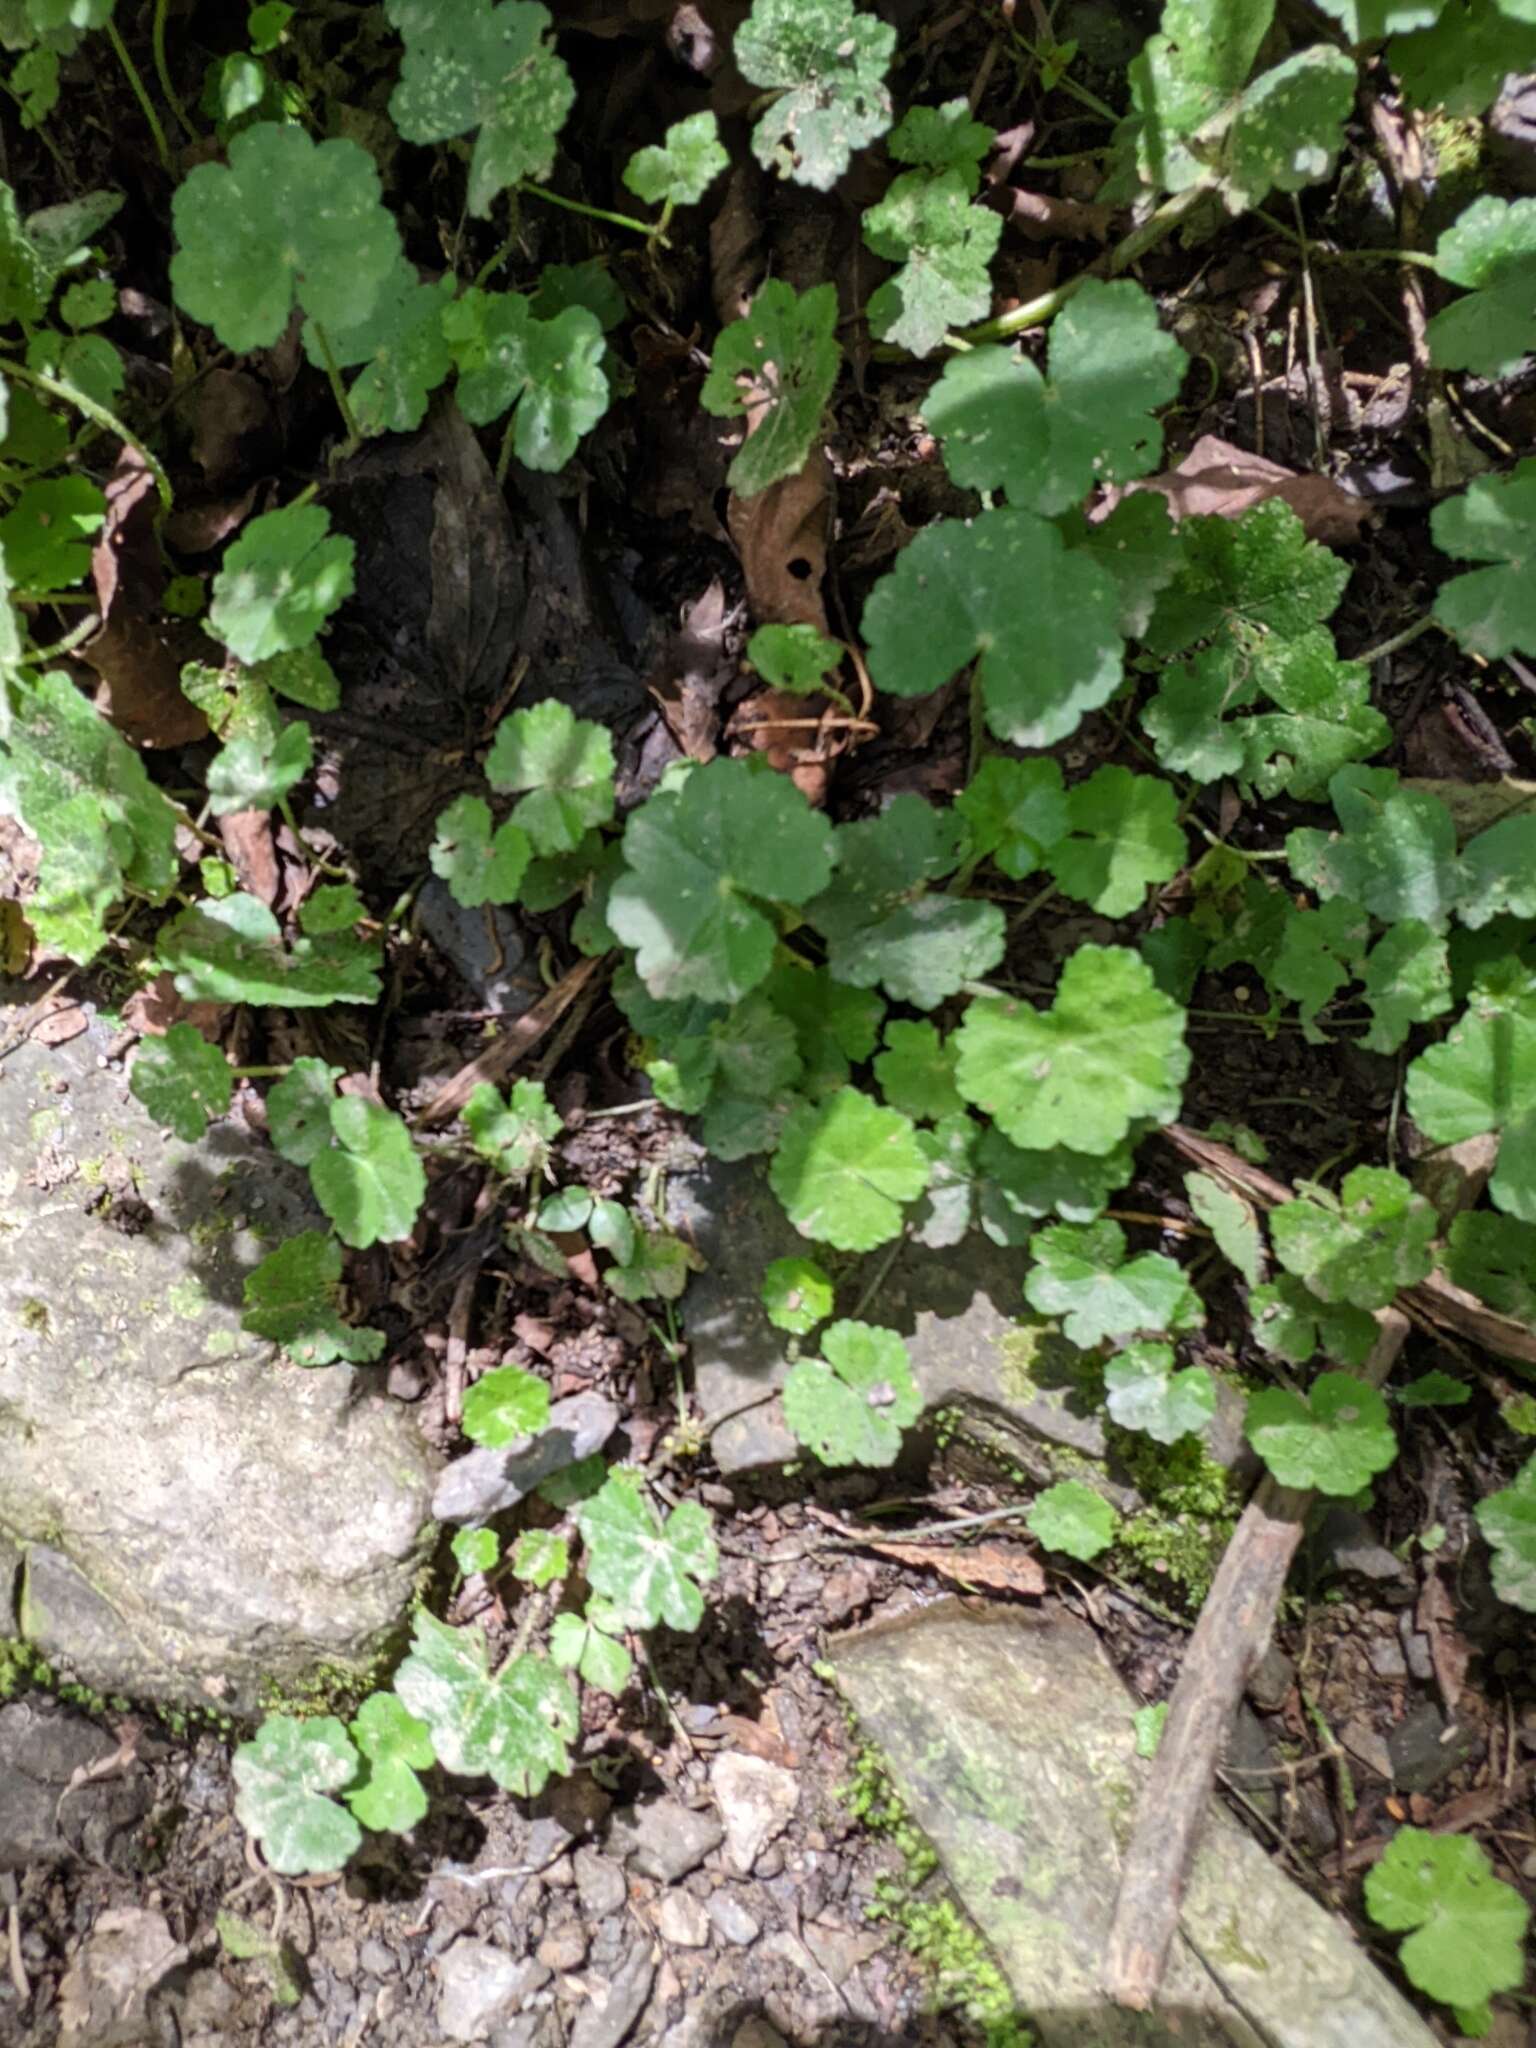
104;19;172;173
307;322;361;457
18;611;102;663
1354;613;1438;665
0;357;173;509
1004;25;1120;123
151;0;197;143
954;185;1208;345
1249;208;1438;269
518;181;660;244
495;411;518;487
967;669;988;782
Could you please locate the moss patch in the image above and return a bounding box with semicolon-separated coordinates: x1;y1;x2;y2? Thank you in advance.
1110;1428;1238;1605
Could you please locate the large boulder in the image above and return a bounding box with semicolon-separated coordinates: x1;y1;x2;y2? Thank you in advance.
0;991;438;1711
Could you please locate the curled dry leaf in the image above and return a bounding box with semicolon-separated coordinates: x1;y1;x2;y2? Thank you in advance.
30;998;89;1046
1115;433;1372;547
646;576;736;761
1003;188;1115;244
84;448;210;748
121;972;224;1042
219;808;282;907
852;1535;1046;1598
190;368;277;487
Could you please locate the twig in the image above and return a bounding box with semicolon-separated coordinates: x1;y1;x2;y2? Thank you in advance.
1103;1306;1410;2008
415;953;611;1126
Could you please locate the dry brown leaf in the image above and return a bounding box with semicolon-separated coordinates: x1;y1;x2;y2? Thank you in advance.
1003;188;1114;244
646;577;735;761
859;1537;1046;1598
219;808;281;906
189;368;277;487
1122;433;1373;546
121;973;224;1041
1416;1573;1470;1715
30;1000;88;1046
83;448;209;748
710;161;765;325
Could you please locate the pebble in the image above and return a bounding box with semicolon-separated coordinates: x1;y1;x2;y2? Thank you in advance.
731;2021;787;2048
710;1754;799;1877
568;1943;654;2048
359;1937;396;1978
607;1795;724;1882
436;1940;544;2044
706;1891;761;1946
655;1891;711;1948
536;1918;589;1972
1366;1637;1408;1680
574;1846;627;1918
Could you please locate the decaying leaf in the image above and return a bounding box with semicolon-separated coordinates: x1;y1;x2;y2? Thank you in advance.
1117;433;1372;547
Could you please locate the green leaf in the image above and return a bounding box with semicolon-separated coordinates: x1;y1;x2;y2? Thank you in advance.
1269;897;1371;1040
699;279;840;495
267;1057;343;1167
1045;765;1186;917
1461;811;1536;929
1217;46;1357;212
609;755;834;1004
955;756;1068;880
954;945;1189;1156
59;276;112;329
973;1124;1133;1234
863;169;1003;358
0;668;177;963
734;0;895;190
310;1097;426;1249
1060;494;1184;640
232;1715;362;1875
529;260;627;332
511;1529;568;1587
386;0;575;215
1445;1211;1536;1325
1133;1701;1168;1757
1271;1166;1437;1311
209;504;354;664
464;1077;562;1177
241;1231;385;1368
1358;921;1454;1053
763;959;884;1089
25;329;124;414
888;97;994;191
1406;983;1536;1149
783;1318;923;1467
392;1610;578;1794
429;794;531;908
606;1226;705;1302
452;1527;499;1575
1310;0;1441;35
1248;1275;1377;1369
1395;0;1536;117
1287;766;1462;929
304;260;455;437
623;110;728;208
1144;498;1350;660
760;1255;835;1334
1024;1219;1203;1347
462;1363;551;1447
873;1019;964;1122
1475;1456;1536;1610
345;1693;433;1833
577;1469;718;1630
549;1604;633;1694
1364;1828;1530;2008
0;476;104;592
257;645;341;711
171;123;399;352
1398;1371;1472;1408
911;1113;988;1249
1244;1373;1398;1494
300;884;366;936
1183;1170;1262;1287
206;719;312;816
159;894;383;1006
1103;1341;1216;1444
1432;459;1536;659
924;281;1186;513
129;1023;232;1142
769;1086;928;1250
483;698;615;856
0;180;52;326
862;508;1124;749
1127;0;1275;194
1428;197;1536;379
442;291;608;469
746;622;843;694
1027;1479;1117;1561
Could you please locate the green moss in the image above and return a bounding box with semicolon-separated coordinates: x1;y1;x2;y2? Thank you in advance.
18;1297;49;1332
258;1659;380;1720
1110;1429;1237;1605
0;1637;54;1699
1421;112;1484;236
839;1742;1032;2048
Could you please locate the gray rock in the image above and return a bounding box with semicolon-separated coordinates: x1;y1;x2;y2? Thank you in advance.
0;1702;119;1870
1387;1702;1477;1794
655;1891;711;1948
1366;1637;1408;1680
607;1794;723;1882
706;1891;761;1946
1310;1508;1406;1585
567;1941;653;2048
437;1940;545;2043
433;1393;619;1524
672;1158;1241;1492
831;1598;1440;2048
1398;1610;1435;1681
0;995;437;1711
1340;1717;1394;1783
709;1753;798;1877
730;2025;787;2048
57;1907;185;2048
573;1847;627;1918
417;879;542;1015
534;1918;588;1972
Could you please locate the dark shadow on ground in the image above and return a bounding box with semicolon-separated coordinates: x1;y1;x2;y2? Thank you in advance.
706;1996;1229;2045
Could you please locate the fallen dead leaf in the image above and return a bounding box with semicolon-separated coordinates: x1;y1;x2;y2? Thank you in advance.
1120;432;1373;546
646;577;736;761
858;1537;1046;1598
219;808;281;907
189;367;277;487
710;160;765;324
30;1000;88;1046
1415;1572;1470;1715
83;448;209;748
121;973;224;1042
1002;187;1115;244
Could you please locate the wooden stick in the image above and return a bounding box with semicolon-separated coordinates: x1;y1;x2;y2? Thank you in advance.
414;953;610;1128
1103;1306;1408;2009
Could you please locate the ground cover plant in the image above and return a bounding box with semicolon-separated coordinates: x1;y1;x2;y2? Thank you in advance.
3;0;1536;2034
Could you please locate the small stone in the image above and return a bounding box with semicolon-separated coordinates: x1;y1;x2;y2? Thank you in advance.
1366;1638;1408;1680
57;1909;186;2048
1397;1611;1435;1681
706;1892;760;1946
437;1941;544;2044
607;1795;723;1882
731;2020;788;2048
655;1892;711;1948
1247;1645;1295;1713
710;1753;799;1877
434;1393;620;1524
359;1937;395;1978
1387;1703;1477;1795
574;1847;627;1918
1339;1716;1394;1782
568;1942;654;2048
535;1919;588;1972
1312;1508;1406;1584
540;1854;575;1889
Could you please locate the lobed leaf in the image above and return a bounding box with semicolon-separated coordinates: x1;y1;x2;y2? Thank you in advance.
444;291;609;469
1024;1219;1203;1347
129;1023;232;1143
232;1715;361;1876
1244;1372;1397;1494
769;1086;928;1250
241;1231;386;1367
699;280;840;496
863;169;1003;358
782;1318;922;1467
577;1469;718;1631
735;0;895;190
393;1610;577;1795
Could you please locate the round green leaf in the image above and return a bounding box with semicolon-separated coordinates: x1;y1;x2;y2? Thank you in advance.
577;1469;718;1631
1103;1341;1216;1445
1244;1373;1398;1495
735;0;895;191
232;1714;362;1875
392;1611;577;1795
1027;1480;1117;1561
1364;1828;1529;2009
623;110;728;207
310;1097;427;1248
345;1692;434;1834
462;1363;552;1448
209;503;355;664
129;1023;232;1142
483;699;615;854
769;1086;929;1250
1476;1454;1536;1610
760;1256;835;1334
241;1230;385;1368
1270;1166;1437;1311
699;279;841;494
782;1318;922;1467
